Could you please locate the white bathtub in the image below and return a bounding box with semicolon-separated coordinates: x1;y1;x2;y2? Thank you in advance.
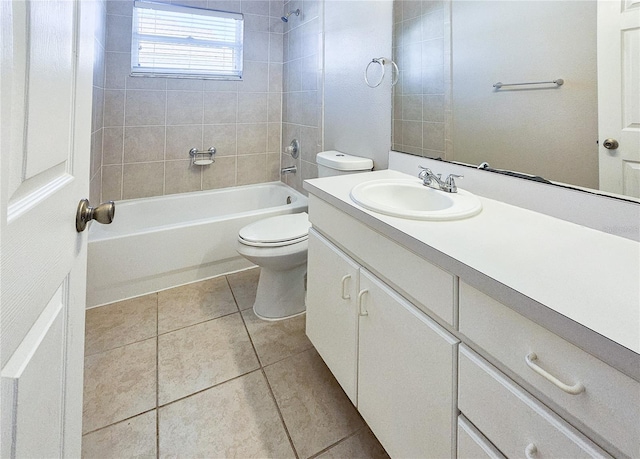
86;182;308;307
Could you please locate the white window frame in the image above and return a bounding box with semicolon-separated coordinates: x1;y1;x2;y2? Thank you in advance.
131;1;243;79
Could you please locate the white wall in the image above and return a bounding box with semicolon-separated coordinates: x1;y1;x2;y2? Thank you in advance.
323;0;393;169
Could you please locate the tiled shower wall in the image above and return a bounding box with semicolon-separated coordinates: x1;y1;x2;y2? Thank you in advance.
90;0;107;205
280;0;323;195
98;0;286;202
391;0;452;159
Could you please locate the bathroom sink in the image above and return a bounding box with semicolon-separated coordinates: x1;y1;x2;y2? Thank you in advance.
350;179;482;221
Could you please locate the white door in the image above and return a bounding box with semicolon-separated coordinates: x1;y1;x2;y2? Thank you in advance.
1;1;95;457
598;0;640;198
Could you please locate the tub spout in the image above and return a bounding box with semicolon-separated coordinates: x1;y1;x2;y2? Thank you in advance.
281;165;297;174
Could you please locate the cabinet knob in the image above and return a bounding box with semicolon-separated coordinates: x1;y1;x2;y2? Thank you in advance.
525;443;538;459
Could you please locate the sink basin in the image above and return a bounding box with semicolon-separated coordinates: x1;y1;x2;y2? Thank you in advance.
350;179;482;221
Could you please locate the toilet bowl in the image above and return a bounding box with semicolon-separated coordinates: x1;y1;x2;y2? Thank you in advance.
236;150;374;321
236;212;311;320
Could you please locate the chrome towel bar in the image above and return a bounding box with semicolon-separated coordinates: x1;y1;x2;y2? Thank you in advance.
493;78;564;89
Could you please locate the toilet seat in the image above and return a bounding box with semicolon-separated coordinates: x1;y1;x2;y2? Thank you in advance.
238;212;310;248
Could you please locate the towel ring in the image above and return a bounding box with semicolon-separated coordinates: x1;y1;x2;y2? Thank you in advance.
364;57;399;88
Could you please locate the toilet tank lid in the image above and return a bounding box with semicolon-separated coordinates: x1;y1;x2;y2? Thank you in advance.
316;151;374;171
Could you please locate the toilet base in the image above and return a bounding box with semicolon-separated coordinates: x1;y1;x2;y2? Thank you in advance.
253;264;307;321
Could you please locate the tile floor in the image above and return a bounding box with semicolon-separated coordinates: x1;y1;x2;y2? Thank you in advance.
82;267;389;459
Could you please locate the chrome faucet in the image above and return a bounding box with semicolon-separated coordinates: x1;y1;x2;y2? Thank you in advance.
418;166;463;193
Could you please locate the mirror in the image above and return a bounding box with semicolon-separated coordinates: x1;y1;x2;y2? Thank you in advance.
391;0;640;200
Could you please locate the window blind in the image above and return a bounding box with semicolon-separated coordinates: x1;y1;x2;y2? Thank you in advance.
131;1;243;79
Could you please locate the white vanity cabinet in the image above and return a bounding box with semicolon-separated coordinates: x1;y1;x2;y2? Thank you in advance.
306;229;458;458
459;282;640;458
304;171;639;459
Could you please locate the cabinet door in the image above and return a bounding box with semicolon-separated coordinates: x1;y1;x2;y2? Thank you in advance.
357;269;458;459
306;229;360;403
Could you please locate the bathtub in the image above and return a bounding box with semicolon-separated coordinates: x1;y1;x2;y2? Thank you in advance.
86;182;308;307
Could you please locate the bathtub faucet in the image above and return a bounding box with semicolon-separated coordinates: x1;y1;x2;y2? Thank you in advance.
281;165;297;174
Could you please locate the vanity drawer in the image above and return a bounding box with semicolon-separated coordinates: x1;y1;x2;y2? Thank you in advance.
459;282;640;458
309;196;456;326
459;345;612;458
457;415;505;459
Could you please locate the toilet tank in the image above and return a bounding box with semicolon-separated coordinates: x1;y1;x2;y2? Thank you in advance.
316;151;374;177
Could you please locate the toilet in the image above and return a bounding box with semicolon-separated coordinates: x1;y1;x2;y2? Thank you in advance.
236;151;374;320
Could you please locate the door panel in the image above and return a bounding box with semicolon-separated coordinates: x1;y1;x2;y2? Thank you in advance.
1;284;66;458
1;0;94;456
24;0;75;178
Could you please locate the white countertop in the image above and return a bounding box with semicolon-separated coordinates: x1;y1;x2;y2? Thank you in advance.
305;170;640;356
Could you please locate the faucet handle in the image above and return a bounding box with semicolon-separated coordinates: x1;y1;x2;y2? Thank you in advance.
444;174;463;192
418;166;431;179
418;166;441;177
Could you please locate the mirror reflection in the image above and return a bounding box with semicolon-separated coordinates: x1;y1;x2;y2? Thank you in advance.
391;0;640;200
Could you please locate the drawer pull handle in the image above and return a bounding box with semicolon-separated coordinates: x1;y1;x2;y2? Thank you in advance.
341;275;351;300
525;443;538;459
525;353;585;395
357;289;369;316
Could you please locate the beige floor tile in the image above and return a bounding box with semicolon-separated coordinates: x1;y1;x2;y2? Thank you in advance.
264;348;364;458
158;277;238;334
227;268;260;310
84;294;157;356
81;410;157;459
242;309;313;366
158;370;295;458
158;313;259;405
315;428;389;459
83;339;157;434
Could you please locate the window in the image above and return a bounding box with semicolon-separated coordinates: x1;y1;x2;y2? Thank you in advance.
131;1;243;79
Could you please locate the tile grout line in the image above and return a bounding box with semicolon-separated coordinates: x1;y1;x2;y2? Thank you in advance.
306;425;368;459
82;407;158;437
85;335;156;358
157;365;265;410
259;365;300;459
157;309;239;337
261;342;314;370
225;274;300;459
157;366;258;407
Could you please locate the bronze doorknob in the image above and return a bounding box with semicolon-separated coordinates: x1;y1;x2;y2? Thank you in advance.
603;138;619;150
76;199;115;232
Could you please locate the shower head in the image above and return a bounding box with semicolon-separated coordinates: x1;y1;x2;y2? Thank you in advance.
281;8;300;22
